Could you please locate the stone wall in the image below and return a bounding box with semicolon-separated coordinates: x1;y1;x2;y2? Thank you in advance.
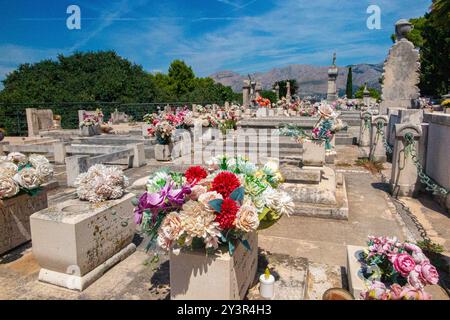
424;113;450;191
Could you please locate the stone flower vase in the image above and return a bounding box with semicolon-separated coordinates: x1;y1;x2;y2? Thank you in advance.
155;143;174;161
93;123;102;135
80;125;96;137
170;232;258;300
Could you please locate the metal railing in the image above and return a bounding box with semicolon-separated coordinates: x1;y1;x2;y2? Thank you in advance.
0;101;219;136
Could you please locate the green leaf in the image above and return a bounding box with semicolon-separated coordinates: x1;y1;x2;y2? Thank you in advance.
228;240;235;256
240;239;251;251
258;207;271;221
229;187;245;202
208;199;223;213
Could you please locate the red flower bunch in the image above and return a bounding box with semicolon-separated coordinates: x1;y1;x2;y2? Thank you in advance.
256;96;271;107
211;171;240;198
215;198;239;229
185;166;208;184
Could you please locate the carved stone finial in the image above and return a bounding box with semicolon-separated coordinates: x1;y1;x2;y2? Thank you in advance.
395;19;413;41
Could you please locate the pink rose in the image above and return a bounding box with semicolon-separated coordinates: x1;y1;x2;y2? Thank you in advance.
389;284;403;300
417;262;439;285
404;242;422;254
189;185;207;201
407;270;424;289
392;253;416;277
412;251;429;264
400;286;432;300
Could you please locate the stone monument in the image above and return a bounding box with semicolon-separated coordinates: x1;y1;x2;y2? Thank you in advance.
242;80;251;107
286;81;292;103
327;53;339;102
380;20;420;114
26;108;56;136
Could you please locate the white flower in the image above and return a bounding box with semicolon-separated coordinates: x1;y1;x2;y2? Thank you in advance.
157;212;183;250
189;184;207;201
198;191;223;212
35;162;53;183
14;167;40;190
75;164;128;203
0;162;18;177
263;160;279;174
179;200;222;249
235;204;260;232
28;154;50;167
275;192;295;217
0;174;20;199
7;152;27;165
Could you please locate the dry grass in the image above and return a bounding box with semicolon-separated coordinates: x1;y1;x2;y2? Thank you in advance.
355;159;384;174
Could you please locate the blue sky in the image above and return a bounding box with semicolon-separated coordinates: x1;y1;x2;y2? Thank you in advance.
0;0;432;84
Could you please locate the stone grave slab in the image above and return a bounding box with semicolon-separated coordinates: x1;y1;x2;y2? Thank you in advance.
30;193;136;291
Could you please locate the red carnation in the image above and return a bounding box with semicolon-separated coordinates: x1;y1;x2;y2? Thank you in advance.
215;198;239;229
185;166;208;184
211;171;240;198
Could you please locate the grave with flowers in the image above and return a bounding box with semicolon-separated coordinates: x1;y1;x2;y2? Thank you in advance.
133;155;295;299
278;104;349;219
347;236;440;300
30;164;136;291
0;152;56;255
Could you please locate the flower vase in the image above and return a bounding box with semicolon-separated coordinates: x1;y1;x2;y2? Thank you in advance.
155;143;173;161
80;125;96;137
93;123;102;135
169;232;258;300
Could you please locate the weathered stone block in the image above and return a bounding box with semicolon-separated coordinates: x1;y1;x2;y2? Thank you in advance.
256;108;268;118
280;164;321;184
346;245;366;299
155;144;173;161
302;140;325;167
30;193;136;291
170;232;258;300
80;126;96;137
0;190;48;255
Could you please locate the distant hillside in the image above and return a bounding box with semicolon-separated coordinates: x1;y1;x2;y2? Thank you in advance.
209;63;383;97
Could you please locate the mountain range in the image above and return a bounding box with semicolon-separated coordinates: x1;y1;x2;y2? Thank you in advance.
209;63;384;97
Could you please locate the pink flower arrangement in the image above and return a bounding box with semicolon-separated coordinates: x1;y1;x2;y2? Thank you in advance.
360;236;439;300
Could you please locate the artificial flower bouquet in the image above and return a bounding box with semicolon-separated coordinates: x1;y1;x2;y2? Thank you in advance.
145;108;193;143
442;99;450;109
255;96;271;108
217;110;239;134
74;164;129;203
0;152;53;200
79;109;103;128
133;155;294;254
360;236;439;300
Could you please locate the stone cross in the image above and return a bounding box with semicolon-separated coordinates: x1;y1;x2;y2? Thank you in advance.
242;80;251;107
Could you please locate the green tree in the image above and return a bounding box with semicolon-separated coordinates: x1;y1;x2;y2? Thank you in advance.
261;90;276;103
346;67;353;98
354;85;381;100
0;51;158;103
167;60;195;97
